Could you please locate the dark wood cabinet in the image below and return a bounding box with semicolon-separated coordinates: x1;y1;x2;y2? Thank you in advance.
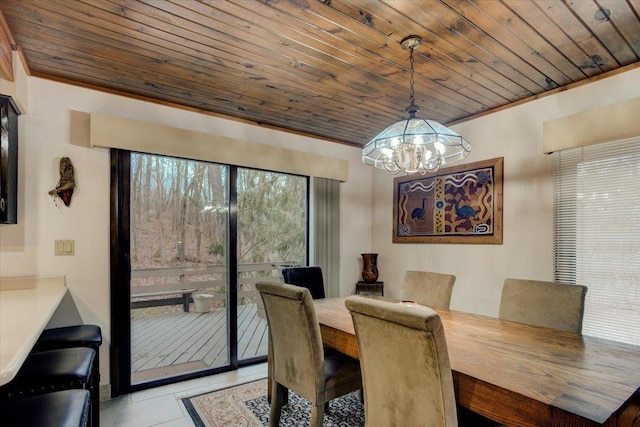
0;95;20;224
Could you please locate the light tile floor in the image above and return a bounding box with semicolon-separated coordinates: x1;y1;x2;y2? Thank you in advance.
101;363;268;427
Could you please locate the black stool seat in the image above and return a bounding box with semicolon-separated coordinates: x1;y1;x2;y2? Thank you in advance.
0;348;94;400
33;325;102;351
0;389;90;427
32;325;102;427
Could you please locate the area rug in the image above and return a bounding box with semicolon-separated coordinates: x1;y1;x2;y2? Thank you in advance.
182;379;364;426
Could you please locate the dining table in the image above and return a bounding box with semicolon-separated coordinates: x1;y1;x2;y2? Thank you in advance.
312;296;640;427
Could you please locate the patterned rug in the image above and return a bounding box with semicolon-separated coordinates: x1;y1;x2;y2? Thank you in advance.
182;379;364;426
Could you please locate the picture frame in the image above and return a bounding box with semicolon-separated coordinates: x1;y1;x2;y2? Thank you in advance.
393;157;503;244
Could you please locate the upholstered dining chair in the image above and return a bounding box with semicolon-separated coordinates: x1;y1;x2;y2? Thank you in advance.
400;270;456;309
267;266;327;405
257;282;362;427
499;278;588;333
281;266;326;299
345;296;458;427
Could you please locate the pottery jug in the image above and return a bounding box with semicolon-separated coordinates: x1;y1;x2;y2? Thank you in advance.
361;253;379;283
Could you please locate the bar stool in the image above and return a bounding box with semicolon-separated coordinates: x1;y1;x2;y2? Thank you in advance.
0;389;91;427
32;325;102;427
0;348;96;426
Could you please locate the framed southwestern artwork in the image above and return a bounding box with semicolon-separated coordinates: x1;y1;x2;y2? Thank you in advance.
393;157;503;244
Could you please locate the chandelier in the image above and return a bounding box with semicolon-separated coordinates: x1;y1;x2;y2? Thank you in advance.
362;36;471;175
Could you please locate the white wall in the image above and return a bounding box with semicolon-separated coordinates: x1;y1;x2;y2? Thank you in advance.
2;59;638;388
0;76;374;385
371;67;640;316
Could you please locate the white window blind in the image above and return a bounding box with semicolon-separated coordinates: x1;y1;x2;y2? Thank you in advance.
553;137;640;345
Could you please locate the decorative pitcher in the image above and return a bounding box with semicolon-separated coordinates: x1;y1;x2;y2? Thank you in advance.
361;253;379;283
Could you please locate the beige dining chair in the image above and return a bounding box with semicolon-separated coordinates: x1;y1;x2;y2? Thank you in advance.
499;278;588;333
400;270;456;309
256;282;362;427
345;296;458;427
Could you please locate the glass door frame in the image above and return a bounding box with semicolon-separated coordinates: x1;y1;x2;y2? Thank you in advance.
110;149;274;396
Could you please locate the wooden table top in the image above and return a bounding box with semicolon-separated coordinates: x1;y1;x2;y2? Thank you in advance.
313;296;640;427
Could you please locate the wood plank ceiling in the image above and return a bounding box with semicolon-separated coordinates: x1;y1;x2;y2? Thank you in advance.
1;0;639;147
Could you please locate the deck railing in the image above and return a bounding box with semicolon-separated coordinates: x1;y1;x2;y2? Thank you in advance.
130;262;299;306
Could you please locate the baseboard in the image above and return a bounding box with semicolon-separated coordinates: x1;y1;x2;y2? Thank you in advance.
99;383;111;401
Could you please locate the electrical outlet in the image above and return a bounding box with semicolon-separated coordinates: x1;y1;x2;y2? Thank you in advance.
55;240;75;256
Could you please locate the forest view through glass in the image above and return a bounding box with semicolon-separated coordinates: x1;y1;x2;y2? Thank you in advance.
129;153;307;384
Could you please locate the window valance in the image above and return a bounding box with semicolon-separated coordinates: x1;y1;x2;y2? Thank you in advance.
88;113;348;182
543;97;640;154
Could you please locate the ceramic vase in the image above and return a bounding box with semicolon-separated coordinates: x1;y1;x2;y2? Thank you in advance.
361;253;379;283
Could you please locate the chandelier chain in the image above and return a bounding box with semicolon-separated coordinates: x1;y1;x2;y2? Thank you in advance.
409;47;415;106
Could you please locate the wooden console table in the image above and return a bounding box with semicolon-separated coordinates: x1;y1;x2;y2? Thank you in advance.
355;281;384;296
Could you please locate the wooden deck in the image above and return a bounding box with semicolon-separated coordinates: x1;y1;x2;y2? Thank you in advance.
131;303;268;383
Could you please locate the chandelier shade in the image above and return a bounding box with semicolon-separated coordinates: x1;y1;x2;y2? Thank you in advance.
362;35;471;175
362;113;471;175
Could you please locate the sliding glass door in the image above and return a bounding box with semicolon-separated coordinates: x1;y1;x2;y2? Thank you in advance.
111;150;308;393
236;168;307;360
129;154;231;385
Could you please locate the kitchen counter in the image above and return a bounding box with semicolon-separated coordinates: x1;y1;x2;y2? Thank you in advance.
0;276;67;386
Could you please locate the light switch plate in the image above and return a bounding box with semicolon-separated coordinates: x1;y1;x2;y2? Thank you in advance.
55;240;75;256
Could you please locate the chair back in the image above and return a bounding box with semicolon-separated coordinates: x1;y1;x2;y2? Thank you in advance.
499;278;588;333
256;282;324;401
345;296;458;427
400;270;456;309
281;266;326;299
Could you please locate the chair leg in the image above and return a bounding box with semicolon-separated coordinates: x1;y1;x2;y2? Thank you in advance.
90;348;100;427
311;402;325;427
269;382;286;427
267;340;272;404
